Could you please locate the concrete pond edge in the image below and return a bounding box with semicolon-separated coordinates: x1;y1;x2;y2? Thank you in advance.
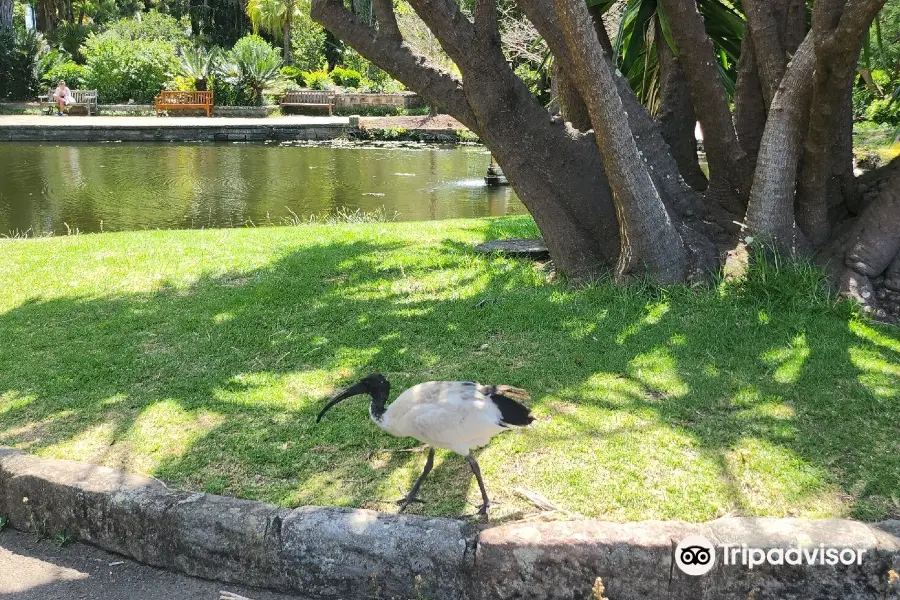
1;447;898;599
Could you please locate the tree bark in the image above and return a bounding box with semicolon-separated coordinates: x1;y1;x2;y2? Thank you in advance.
655;19;707;192
555;0;692;283
657;0;751;212
552;61;591;131
796;0;888;246
838;163;900;312
743;0;790;106
734;31;767;174
283;9;293;65
745;34;815;253
0;0;13;29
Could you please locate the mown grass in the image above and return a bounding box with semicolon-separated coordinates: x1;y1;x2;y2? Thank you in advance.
1;217;898;522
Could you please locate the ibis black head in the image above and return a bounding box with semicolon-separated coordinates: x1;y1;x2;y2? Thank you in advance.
316;373;390;423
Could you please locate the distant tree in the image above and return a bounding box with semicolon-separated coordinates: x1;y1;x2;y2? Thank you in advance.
246;0;295;64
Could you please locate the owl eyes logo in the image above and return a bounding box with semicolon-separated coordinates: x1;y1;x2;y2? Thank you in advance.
675;535;717;575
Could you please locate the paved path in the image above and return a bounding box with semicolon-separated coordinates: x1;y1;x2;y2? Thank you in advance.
0;529;307;600
0;115;349;128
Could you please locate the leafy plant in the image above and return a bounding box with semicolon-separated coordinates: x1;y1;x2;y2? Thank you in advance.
83;31;180;103
180;46;220;91
42;61;90;89
280;65;305;86
290;0;327;71
303;68;332;90
865;96;900;125
218;35;282;104
46;22;95;63
101;11;191;46
35;48;71;86
330;66;362;88
0;28;46;101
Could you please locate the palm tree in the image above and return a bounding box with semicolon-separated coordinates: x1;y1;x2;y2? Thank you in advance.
246;0;297;64
219;34;283;102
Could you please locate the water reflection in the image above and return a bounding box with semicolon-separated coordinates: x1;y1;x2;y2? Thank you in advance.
0;142;525;234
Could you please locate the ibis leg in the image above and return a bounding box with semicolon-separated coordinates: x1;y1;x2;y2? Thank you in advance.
398;447;435;513
466;455;491;514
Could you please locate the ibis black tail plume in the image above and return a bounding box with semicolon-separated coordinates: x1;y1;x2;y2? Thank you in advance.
481;385;534;427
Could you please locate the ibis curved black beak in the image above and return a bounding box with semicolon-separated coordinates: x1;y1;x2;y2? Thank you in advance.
316;382;369;423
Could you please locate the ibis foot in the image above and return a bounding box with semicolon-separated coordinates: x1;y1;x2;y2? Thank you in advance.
396;494;426;513
393;447;435;513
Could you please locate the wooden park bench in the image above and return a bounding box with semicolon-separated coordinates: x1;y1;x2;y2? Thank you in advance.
280;90;337;115
38;89;99;115
155;90;214;117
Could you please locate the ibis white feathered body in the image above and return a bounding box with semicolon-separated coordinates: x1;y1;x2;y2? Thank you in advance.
375;381;516;456
316;374;533;514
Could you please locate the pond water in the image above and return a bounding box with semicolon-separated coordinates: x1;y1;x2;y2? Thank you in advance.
0;143;526;235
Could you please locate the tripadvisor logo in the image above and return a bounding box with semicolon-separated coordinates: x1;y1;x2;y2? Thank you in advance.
675;535;716;576
674;535;869;576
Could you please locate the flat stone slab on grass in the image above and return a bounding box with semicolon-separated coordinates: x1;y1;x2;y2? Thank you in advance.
2;446;899;600
475;238;550;260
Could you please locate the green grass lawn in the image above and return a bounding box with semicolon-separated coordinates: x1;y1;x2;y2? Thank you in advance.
1;217;898;522
853;121;900;162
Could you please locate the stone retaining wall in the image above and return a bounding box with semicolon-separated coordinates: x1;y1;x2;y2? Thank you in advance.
334;92;423;110
1;447;898;600
0;123;349;143
1;93;422;116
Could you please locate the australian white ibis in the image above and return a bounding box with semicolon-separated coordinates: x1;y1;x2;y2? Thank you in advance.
316;373;534;514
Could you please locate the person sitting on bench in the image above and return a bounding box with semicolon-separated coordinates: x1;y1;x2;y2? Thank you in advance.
52;80;73;116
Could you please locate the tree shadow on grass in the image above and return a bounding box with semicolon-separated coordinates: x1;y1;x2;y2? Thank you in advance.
0;224;898;521
0;234;543;517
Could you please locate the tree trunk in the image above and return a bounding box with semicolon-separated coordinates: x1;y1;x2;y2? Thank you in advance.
657;0;751;212
556;0;691;283
283;11;293;65
314;0;621;279
838;160;900;316
745;34;815;254
734;31;767;174
796;0;887;247
0;0;13;29
552;61;590;131
655;19;707;192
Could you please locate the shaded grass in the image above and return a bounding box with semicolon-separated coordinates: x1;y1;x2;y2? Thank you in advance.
0;217;898;522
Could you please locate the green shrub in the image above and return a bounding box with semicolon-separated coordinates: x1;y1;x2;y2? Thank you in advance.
218;35;282;105
35;49;71;86
83;32;180;103
865;97;900;125
357;75;403;94
0;29;45;101
303;69;332;90
101;12;191;46
289;0;327;71
280;65;305;87
330;66;361;88
180;46;220;91
42;61;90;90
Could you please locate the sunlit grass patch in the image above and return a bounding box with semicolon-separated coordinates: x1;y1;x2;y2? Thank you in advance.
0;216;897;522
